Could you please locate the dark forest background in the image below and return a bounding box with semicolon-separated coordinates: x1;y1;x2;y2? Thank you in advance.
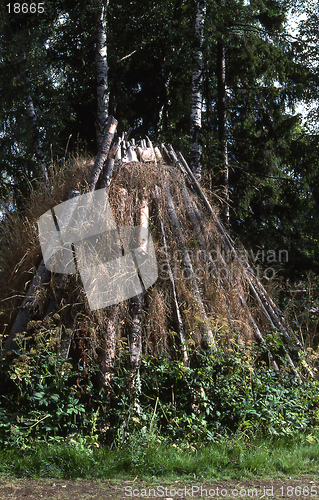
1;0;319;278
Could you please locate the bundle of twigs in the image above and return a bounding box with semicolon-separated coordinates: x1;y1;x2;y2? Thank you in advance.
0;117;309;387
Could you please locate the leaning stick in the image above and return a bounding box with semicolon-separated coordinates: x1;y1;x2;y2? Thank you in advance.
138;189;149;252
100;141;120;190
45;273;68;317
97;305;119;390
182;185;280;374
101;158;115;189
129;192;149;369
2;260;51;355
2;122;118;357
88;116;118;191
177;152;300;345
160;219;189;365
45;120;118;314
190;189;302;380
129;292;144;370
154;187;188;364
161;144;174;166
165;186;215;348
60;327;74;360
44;189;82;317
2;188;81;356
175;151;302;378
249;271;302;349
97;186;127;380
2;191;80;356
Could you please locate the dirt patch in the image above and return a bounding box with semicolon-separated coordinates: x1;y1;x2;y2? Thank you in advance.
1;477;319;499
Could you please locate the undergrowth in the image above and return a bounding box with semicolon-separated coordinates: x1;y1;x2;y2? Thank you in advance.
0;157;319;482
1;327;319;450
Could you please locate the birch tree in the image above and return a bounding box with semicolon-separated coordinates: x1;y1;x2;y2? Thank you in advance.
95;0;110;150
190;0;206;179
217;30;229;225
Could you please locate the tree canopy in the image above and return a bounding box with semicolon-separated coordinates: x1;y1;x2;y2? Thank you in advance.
1;0;318;277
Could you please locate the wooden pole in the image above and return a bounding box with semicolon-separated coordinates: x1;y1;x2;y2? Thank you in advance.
181;184;280;373
177;151;299;342
165;186;215;348
88;115;117;191
97;306;119;389
128;192;149;369
2;260;51;355
1;122;118;358
176;150;303;378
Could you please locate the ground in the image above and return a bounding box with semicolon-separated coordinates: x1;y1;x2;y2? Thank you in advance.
1;477;319;499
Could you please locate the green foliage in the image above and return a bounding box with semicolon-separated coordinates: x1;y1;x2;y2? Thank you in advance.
0;320;101;448
1;324;319;450
127;349;319;441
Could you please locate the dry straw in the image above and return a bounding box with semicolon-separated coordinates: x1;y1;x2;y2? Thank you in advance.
0;144;308;385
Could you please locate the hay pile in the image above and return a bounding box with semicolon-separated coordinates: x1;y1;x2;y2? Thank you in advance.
0;132;307;386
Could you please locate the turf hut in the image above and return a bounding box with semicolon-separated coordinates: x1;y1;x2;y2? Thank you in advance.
0;117;308;389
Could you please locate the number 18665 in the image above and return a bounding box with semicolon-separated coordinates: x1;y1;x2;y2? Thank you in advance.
280;485;318;496
6;3;44;14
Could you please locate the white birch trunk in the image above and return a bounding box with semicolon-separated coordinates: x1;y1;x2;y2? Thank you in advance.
217;34;230;224
138;189;149;253
190;0;206;179
95;0;110;150
88;115;117;190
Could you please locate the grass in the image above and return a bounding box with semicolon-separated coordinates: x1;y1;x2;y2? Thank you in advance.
1;436;319;480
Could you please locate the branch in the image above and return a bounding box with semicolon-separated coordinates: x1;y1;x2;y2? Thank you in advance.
117;50;138;63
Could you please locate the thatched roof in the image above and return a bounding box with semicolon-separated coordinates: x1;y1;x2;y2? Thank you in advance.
0;122;310;386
